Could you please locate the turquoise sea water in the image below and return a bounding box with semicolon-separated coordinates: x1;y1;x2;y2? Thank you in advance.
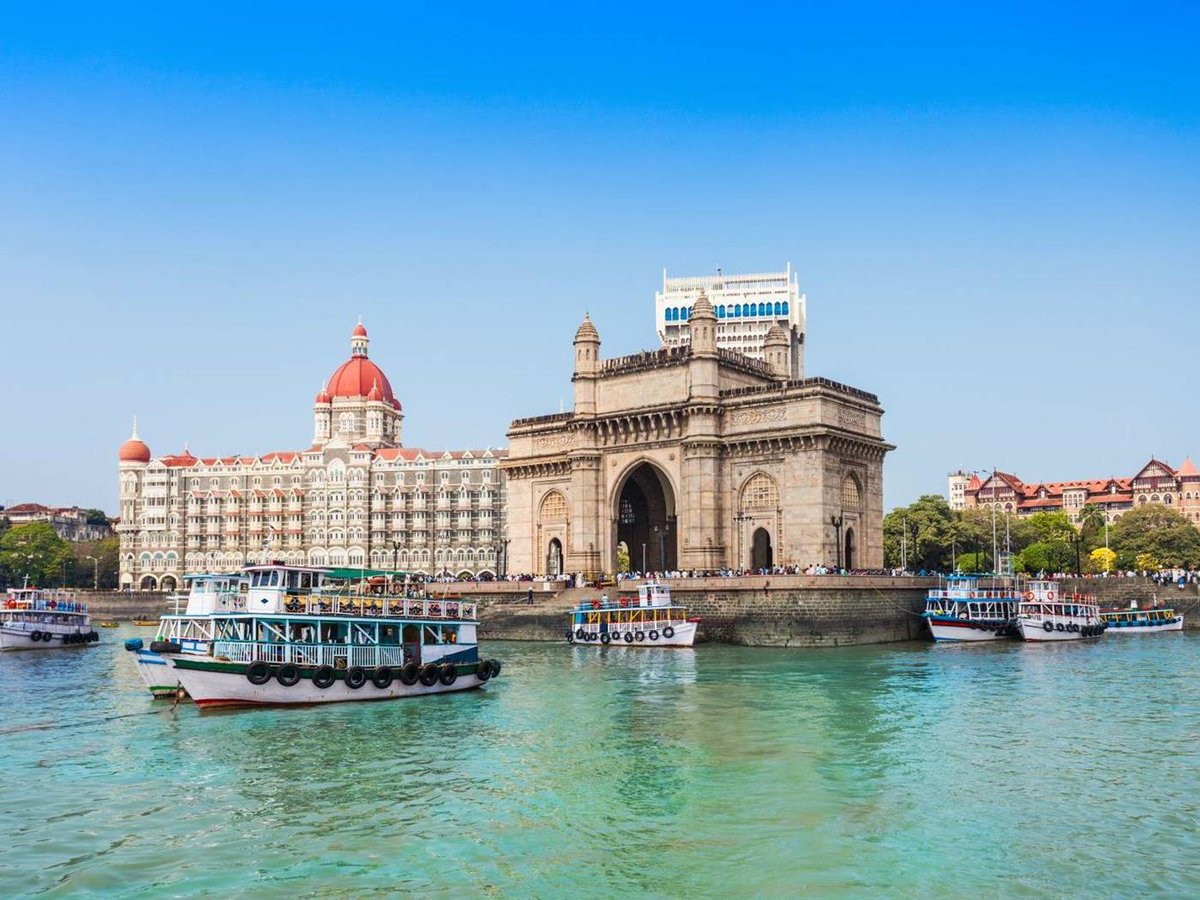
2;632;1199;897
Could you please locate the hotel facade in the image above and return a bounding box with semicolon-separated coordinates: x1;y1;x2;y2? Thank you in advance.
948;458;1200;524
117;324;505;591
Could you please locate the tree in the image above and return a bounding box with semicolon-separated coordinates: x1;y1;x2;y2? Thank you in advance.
81;508;110;527
70;536;120;589
1109;505;1200;569
883;495;954;571
1089;547;1116;574
1135;552;1160;572
616;543;631;574
0;522;73;588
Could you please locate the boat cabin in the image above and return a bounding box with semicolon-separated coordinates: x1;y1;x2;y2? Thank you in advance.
180;574;250;615
244;563;332;613
638;582;672;608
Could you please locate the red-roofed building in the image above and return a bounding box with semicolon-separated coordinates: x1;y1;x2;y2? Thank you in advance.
2;503;112;542
117;323;508;590
950;457;1200;524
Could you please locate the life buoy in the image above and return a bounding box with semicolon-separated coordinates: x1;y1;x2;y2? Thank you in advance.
1043;621;1053;633
399;662;420;686
1047;591;1055;600
649;629;659;641
619;598;629;608
1024;592;1034;601
276;663;301;686
89;631;98;642
371;666;394;689
419;664;440;687
345;666;367;689
439;664;458;686
635;631;645;642
49;600;57;609
246;661;272;685
476;660;492;681
312;665;336;689
4;600;14;609
663;626;675;639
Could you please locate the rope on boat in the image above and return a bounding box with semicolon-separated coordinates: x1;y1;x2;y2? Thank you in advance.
868;583;925;618
0;706;177;736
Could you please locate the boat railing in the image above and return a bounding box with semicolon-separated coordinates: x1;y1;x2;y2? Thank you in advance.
3;598;89;613
279;595;476;621
212;640;408;668
926;589;1018;600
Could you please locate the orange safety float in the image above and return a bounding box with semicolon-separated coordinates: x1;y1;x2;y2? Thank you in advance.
1047;591;1055;600
1024;591;1034;601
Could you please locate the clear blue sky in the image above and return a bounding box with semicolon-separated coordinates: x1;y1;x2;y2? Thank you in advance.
2;3;1197;514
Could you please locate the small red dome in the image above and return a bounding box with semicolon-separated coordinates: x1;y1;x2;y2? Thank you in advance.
315;387;331;404
392;398;401;411
119;438;151;463
367;379;383;401
352;323;368;338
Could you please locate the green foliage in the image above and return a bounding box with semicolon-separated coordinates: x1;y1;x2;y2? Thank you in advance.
0;522;73;587
1109;505;1200;569
883;495;955;571
1017;540;1075;574
70;537;120;589
955;552;988;573
82;508;110;526
1135;552;1160;571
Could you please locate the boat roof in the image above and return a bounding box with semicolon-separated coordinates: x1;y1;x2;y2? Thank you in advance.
242;563;332;574
183;573;246;581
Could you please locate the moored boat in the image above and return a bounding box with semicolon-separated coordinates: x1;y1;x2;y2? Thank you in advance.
1100;602;1183;634
1016;580;1105;642
923;575;1020;642
156;563;502;709
1;588;98;651
567;581;698;647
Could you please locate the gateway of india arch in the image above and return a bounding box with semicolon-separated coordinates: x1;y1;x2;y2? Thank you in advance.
503;290;893;577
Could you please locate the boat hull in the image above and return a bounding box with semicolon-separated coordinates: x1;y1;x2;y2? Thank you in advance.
1103;617;1183;634
567;620;698;648
1017;620;1104;642
166;657;493;708
132;648;185;698
925;616;1013;643
0;626;92;651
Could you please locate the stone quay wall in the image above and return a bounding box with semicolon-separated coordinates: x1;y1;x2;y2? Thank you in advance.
74;591;173;620
473;576;940;647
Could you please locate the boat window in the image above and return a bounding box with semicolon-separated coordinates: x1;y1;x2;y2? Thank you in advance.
444;625;459;644
423;625;440;645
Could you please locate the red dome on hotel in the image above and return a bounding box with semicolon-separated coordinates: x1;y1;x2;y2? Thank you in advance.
118;418;151;462
326;323;399;407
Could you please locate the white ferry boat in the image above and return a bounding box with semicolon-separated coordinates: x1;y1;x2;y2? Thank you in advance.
1;588;98;651
125;573;248;697
154;563;502;709
567;581;698;647
1016;580;1105;642
1100;601;1184;634
922;575;1020;642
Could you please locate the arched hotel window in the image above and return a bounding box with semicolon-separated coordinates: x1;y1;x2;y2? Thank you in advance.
758;303;768;315
734;304;742;316
774;302;782;315
781;301;789;315
681;307;689;320
717;305;726;318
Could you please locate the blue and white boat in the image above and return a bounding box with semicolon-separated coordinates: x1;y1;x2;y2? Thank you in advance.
923;575;1020;643
1100;601;1183;634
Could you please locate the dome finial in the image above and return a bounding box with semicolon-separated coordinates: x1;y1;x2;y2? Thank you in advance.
131;415;139;440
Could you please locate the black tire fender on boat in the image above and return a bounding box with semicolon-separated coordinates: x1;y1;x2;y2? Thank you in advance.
1043;621;1054;633
419;664;440;687
476;660;492;681
623;632;634;643
649;629;659;641
600;632;611;645
1055;623;1065;633
575;628;586;641
663;626;675;640
399;662;420;685
635;631;645;642
312;665;336;689
246;661;272;685
30;631;42;642
345;666;367;689
276;663;301;687
150;640;181;654
89;631;99;642
488;659;502;678
439;664;458;686
371;666;394;690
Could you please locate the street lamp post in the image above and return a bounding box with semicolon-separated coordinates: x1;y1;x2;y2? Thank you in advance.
831;513;844;570
734;512;752;569
85;554;99;590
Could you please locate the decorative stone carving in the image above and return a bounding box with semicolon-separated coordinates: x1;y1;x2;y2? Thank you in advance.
837;408;867;430
730;407;786;426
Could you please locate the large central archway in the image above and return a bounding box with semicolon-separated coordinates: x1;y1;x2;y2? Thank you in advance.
614;462;677;573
